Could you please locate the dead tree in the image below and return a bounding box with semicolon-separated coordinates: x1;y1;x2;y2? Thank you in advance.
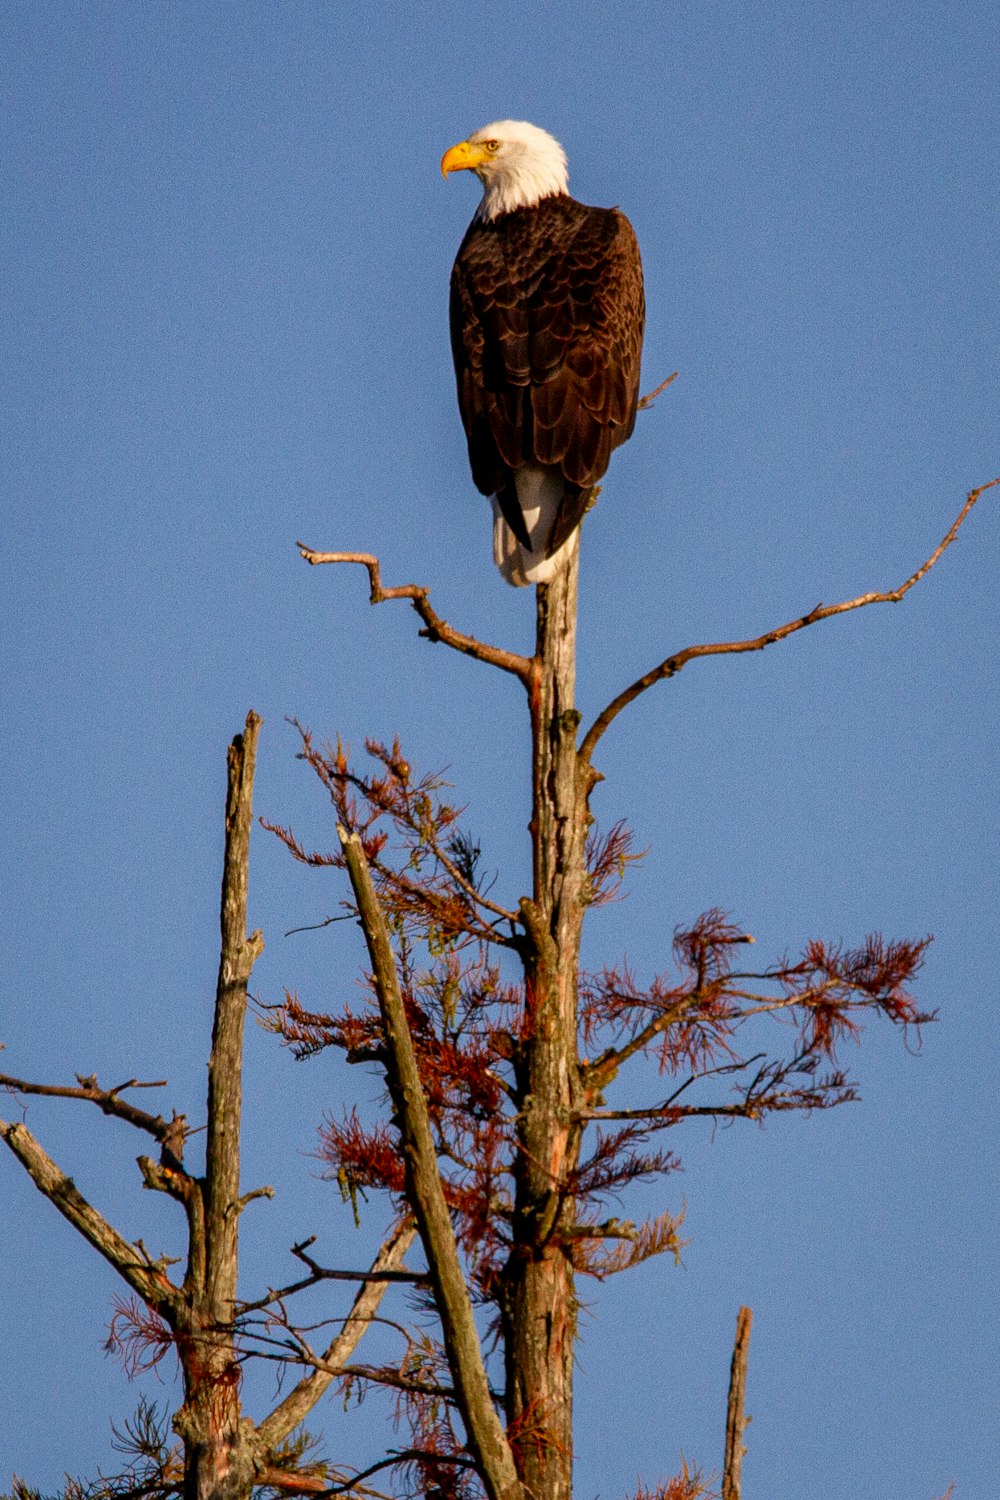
273;472;997;1500
1;713;415;1500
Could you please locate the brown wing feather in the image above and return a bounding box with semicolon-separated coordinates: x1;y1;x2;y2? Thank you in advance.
449;195;644;550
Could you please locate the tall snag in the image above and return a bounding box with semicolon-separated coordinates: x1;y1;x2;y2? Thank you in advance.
277;478;993;1500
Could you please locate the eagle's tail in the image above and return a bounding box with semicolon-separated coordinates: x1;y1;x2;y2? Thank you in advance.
491;465;580;588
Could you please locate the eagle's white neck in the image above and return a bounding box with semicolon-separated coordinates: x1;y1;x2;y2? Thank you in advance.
476;170;568;222
471;121;570;222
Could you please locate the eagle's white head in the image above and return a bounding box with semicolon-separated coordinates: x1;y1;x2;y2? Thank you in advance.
441;120;569;221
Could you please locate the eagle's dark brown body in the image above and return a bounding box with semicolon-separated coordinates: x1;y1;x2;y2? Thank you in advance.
449;193;645;559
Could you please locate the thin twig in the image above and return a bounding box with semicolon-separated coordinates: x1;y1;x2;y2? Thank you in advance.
421;824;520;926
317;1448;478;1498
239;1245;430;1315
297;546;534;683
723;1306;753;1500
581;477;999;762
637;370;679;411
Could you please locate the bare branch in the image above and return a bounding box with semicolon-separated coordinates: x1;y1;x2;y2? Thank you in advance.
334;1362;465;1401
238;1183;275;1213
0;1072;186;1162
636;370;679;411
723;1306;753;1500
297;546;534;683
316;1447;478;1497
581;478;999;761
290;1234;430;1285
239;1236;430;1314
256;1221;416;1450
0;1118;180;1317
337;826;525;1500
579;1090;844;1125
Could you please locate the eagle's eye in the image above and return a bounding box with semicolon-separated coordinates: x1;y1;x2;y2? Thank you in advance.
484;140;500;152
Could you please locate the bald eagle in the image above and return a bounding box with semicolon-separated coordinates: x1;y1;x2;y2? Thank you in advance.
442;121;645;587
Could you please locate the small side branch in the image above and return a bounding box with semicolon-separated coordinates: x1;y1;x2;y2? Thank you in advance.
239;1236;430;1314
723;1306;753;1500
636;370;679;411
297;546;534;684
0;1118;179;1317
0;1072;187;1163
318;1447;479;1497
581;477;998;761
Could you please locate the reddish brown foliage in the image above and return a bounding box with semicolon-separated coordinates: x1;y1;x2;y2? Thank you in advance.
629;1461;716;1500
106;1295;175;1378
266;735;933;1481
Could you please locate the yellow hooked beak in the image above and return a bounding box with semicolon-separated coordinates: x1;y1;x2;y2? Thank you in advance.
441;139;490;178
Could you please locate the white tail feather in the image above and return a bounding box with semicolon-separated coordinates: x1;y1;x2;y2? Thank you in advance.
490;465;578;587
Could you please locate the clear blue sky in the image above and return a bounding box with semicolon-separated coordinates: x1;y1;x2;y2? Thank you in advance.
1;2;997;1495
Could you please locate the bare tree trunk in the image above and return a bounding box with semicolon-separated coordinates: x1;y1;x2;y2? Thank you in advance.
174;713;265;1500
504;553;586;1500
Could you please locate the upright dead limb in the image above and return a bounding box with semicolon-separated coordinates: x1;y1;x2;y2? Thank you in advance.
723;1306;753;1500
338;827;525;1500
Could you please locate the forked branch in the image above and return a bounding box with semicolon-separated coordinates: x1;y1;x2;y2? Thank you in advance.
297;546;534;683
0;1072;186;1165
255;1220;417;1450
581;477;999;761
